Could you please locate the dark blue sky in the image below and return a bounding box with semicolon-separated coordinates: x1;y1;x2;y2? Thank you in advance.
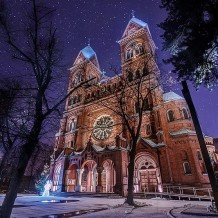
1;0;218;137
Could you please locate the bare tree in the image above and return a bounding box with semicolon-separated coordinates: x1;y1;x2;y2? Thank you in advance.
94;55;164;205
0;1;94;217
0;79;23;185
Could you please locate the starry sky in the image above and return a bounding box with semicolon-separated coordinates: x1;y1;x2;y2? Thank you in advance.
0;0;218;138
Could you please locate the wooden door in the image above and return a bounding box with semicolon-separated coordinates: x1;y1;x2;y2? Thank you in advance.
140;170;157;192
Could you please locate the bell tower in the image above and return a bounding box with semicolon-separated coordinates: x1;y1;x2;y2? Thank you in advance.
118;16;157;74
68;45;101;90
118;16;163;140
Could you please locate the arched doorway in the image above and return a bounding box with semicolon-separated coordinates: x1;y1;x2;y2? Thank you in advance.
65;164;77;192
81;160;97;192
101;159;115;193
134;153;162;193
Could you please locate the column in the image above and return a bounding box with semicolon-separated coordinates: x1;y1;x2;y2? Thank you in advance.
91;170;96;192
75;169;84;192
156;168;163;192
96;167;103;193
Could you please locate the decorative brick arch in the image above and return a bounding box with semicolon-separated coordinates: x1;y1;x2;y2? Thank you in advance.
135;152;157;170
134;152;162;193
81;160;97;170
81;160;97;192
65;163;78;192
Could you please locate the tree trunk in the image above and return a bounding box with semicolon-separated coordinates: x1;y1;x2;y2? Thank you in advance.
0;117;42;218
0;152;9;190
0;142;36;218
0;167;23;217
182;80;218;209
126;141;137;205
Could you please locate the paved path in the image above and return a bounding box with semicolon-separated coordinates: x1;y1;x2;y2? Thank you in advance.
0;194;217;217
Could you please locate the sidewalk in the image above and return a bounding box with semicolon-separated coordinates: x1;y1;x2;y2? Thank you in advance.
180;205;218;217
0;194;217;217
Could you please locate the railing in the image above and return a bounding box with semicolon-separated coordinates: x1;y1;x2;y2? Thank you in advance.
163;185;212;198
143;185;213;201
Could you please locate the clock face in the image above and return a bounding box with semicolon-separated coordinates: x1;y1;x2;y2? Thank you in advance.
93;116;113;140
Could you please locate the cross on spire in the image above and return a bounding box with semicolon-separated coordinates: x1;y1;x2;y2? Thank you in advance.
88;38;91;46
131;10;135;18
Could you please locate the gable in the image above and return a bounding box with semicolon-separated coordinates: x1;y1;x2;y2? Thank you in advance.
122;17;149;39
73;45;100;69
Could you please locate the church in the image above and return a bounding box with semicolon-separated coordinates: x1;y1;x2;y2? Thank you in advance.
50;16;218;196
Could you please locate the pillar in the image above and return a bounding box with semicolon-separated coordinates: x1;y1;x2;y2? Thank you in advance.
75;169;84;192
91;170;96;192
156;168;163;192
96;167;103;192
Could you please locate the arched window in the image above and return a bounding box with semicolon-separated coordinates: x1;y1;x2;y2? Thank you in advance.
127;71;133;82
73;72;83;86
126;49;133;60
78;95;81;102
142;67;148;76
125;42;144;61
68;97;73;106
139;44;144;54
74;119;77;129
73;96;77;104
135;44;144;56
135;70;140;80
183;162;191;174
119;81;123;87
135;45;140;56
167;110;174;122
182;108;189;119
146;124;151;135
69;121;73;132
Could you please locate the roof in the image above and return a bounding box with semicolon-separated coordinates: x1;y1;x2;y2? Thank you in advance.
163;91;184;102
140;137;165;148
123;17;151;38
130;17;147;28
170;128;196;136
81;45;96;60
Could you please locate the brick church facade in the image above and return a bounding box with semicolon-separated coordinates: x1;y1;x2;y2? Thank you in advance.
50;17;218;195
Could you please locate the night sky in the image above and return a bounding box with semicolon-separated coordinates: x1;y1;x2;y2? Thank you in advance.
0;0;218;138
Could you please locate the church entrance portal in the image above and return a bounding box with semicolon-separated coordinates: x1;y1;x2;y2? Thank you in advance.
134;153;162;193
